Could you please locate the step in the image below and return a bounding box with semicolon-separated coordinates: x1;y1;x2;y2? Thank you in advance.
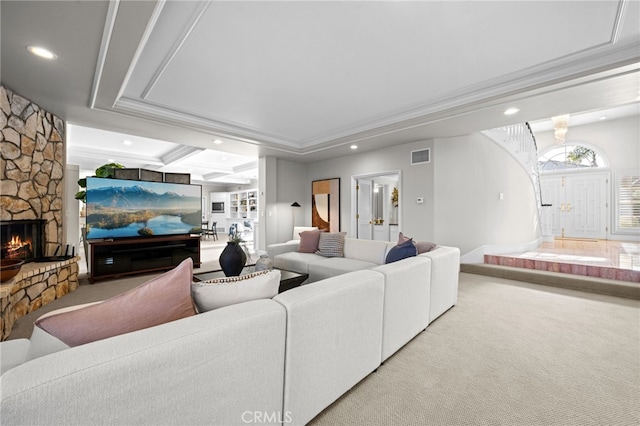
460;263;640;300
484;254;640;282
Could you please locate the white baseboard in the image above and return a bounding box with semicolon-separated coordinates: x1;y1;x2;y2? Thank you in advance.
461;237;543;264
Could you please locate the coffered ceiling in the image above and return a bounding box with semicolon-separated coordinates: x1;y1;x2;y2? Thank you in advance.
2;1;639;183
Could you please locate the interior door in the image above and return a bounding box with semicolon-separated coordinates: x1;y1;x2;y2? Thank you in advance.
357;180;373;239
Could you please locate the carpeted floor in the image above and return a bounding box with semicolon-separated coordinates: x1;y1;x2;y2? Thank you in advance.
6;270;640;425
310;273;640;425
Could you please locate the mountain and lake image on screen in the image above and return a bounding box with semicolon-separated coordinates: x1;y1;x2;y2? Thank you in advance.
85;177;202;239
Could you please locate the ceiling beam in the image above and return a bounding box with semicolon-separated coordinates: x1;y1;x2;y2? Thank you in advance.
161;145;205;165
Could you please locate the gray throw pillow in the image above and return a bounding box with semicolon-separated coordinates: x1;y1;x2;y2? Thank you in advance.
315;232;346;257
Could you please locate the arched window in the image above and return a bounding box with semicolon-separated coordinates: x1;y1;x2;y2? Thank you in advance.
538;144;608;172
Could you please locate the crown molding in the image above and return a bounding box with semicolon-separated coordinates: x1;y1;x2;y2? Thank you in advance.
113;97;302;149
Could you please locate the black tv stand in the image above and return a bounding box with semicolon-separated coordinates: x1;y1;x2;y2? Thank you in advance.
89;235;201;283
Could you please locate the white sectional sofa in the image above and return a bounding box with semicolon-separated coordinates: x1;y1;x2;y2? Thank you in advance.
267;226;461;325
1;231;460;426
1;299;288;425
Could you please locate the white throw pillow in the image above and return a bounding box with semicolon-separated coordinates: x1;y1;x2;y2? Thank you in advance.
191;269;281;312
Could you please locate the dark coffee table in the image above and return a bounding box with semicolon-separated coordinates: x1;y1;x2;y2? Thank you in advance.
193;266;308;293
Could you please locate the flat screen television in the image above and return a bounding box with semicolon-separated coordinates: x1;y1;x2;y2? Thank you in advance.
85;177;202;240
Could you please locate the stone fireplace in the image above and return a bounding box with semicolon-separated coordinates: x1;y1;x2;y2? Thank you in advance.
1;86;79;340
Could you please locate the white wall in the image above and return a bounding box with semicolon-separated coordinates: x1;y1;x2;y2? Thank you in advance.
262;115;637;252
434;133;539;254
260;156;309;247
259;157;279;250
265;135;538;255
273;159;308;244
64;164;80;251
305;140;435;241
207;191;227;232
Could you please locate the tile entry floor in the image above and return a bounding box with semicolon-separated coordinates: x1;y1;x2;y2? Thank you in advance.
485;239;640;283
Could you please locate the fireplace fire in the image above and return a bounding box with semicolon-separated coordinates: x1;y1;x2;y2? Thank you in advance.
0;220;45;263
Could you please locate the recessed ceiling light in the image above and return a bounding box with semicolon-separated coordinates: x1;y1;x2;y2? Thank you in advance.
107;158;115;163
503;107;520;116
221;156;227;161
213;139;223;145
122;140;132;146
350;145;358;150
27;45;58;60
599;116;607;120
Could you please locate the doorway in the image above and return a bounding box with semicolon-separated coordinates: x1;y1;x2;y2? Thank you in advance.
351;171;401;241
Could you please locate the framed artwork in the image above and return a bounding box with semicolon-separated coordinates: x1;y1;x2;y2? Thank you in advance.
312;178;340;232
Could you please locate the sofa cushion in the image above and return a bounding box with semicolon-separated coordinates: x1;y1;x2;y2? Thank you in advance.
273;251;326;274
419;245;461;323
343;238;393;265
191;269;281;312
298;230;323;253
0;339;31;374
385;238;418;264
316;232;346;257
272;270;385;425
34;258;197;347
308;257;378;282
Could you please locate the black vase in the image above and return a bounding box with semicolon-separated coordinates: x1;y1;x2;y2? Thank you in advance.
219;241;247;276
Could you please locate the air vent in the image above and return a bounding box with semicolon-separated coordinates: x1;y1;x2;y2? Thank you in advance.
411;148;430;165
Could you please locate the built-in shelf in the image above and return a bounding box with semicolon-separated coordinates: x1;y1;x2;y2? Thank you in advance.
229;189;258;220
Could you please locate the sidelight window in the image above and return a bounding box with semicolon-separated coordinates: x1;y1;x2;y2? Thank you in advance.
614;171;640;234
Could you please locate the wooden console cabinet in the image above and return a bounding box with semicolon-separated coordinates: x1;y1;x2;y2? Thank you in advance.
89;235;201;283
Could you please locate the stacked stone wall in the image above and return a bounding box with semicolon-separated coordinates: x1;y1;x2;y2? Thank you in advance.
0;258;79;340
1;85;65;254
0;85;79;340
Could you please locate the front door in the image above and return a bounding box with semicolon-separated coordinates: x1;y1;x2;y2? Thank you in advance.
540;172;608;239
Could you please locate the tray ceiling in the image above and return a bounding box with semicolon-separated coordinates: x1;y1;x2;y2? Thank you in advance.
2;0;639;174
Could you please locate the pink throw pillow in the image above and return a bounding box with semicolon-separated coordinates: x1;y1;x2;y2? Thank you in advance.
298;230;323;253
415;241;437;254
35;258;197;347
398;232;411;244
398;232;437;254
